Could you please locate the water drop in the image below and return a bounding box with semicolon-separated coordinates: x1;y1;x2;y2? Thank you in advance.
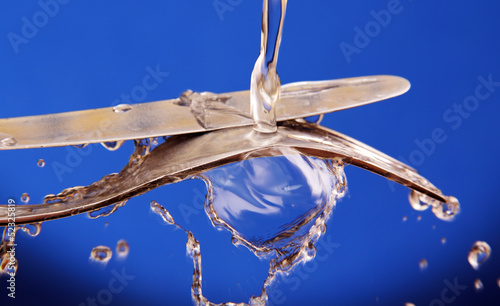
116;239;130;258
497;278;500;288
432;196;460;221
402;216;408;222
21;193;30;204
419;258;428;271
113;104;133;113
0;137;17;147
468;241;491;270
441;237;446;244
73;143;88;149
90;246;112;263
417;215;422;221
37;159;45;167
405;303;416;306
409;190;434;211
474;279;483;291
101;140;125;151
150;200;175;225
19;223;42;237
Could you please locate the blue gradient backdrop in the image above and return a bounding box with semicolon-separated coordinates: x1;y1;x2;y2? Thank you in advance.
1;1;500;305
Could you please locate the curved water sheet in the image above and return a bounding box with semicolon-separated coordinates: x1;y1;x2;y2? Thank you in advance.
0;121;458;226
199;150;346;305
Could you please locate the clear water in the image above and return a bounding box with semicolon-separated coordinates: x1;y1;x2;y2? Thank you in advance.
250;0;287;133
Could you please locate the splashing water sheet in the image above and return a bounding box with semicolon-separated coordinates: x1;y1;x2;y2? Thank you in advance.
1;1;500;306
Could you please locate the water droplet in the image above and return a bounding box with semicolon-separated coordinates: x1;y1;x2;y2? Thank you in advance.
432;196;460;221
37;159;45;167
101;140;125;151
497;278;500;288
21;193;30;204
419;258;428;271
19;223;41;237
90;246;112;263
0;137;17;147
441;237;446;244
72;143;88;149
417;215;422;221
468;241;491;270
402;216;408;222
405;303;416;306
113;104;133;113
150;200;175;225
409;190;434;211
116;239;129;258
474;279;483;291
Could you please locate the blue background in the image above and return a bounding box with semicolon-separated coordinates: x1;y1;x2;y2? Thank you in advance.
1;1;500;305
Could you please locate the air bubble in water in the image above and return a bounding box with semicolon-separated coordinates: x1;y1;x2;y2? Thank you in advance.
21;193;30;203
419;258;428;271
37;159;45;167
90;246;112;263
116;240;130;258
0;137;17;147
113;104;133;113
468;241;491;270
474;279;483;291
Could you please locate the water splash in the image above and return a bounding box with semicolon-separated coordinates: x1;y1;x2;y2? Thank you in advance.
90;246;112;263
0;226;18;276
88;200;128;219
468;241;491;270
250;0;287;133
151;200;175;225
201;150;346;305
